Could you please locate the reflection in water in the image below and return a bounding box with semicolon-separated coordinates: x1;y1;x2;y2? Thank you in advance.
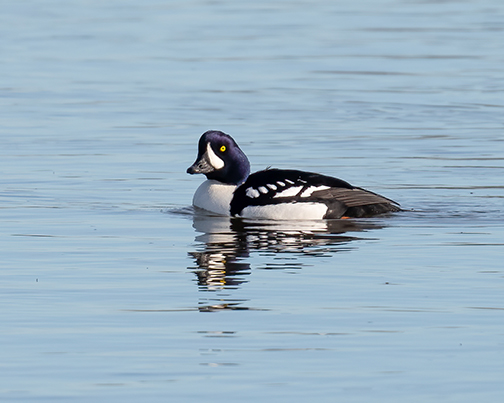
188;211;386;312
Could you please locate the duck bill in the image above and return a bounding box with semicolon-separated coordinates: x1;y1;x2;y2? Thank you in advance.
187;152;215;175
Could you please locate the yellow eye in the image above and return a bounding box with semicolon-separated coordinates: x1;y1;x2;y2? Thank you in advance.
220;145;226;152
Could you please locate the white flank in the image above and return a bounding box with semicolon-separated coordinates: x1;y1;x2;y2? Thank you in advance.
192;180;236;215
300;185;331;197
245;187;261;198
258;186;268;194
273;186;303;198
239;202;328;220
206;142;224;170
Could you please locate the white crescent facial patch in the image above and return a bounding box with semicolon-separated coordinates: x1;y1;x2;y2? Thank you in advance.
206;142;224;170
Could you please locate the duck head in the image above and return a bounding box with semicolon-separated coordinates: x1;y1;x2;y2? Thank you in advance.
187;130;251;185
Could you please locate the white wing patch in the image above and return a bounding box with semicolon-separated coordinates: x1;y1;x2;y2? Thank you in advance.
245;187;261;198
246;183;329;200
300;185;331;197
272;186;303;198
206;142;224;170
245;183;332;200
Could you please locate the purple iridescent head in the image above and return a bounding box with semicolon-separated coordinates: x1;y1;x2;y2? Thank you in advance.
187;130;250;185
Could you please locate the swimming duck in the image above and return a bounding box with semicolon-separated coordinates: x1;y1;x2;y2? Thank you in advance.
187;130;400;219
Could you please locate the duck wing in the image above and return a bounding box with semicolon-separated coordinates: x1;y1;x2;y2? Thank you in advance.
230;169;400;218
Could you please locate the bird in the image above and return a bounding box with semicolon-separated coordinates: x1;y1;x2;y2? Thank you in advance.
187;130;400;220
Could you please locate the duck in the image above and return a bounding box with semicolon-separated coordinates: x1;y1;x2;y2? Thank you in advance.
187;130;400;220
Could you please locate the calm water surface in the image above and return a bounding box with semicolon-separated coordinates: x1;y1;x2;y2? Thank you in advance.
1;0;503;402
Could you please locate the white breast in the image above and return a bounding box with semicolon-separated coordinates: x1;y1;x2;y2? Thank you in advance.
192;180;236;216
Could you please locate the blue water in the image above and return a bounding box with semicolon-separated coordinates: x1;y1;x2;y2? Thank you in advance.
1;0;504;402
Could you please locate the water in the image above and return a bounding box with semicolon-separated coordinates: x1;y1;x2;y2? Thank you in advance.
1;0;503;401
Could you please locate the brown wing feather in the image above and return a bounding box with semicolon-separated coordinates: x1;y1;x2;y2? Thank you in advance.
313;187;398;207
312;187;400;218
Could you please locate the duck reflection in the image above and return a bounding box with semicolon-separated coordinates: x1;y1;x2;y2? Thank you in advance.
188;211;386;312
189;215;251;291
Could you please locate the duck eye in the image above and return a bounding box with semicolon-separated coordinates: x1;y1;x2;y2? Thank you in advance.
220;145;226;152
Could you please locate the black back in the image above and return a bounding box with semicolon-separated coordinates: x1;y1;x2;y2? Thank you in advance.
230;168;400;218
